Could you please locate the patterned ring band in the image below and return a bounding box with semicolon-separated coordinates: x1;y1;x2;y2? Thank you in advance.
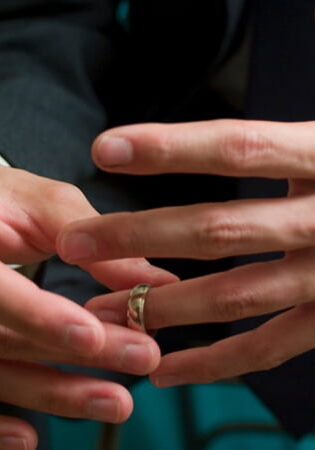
127;284;152;335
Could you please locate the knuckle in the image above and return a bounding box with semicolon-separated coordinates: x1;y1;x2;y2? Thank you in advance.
292;198;315;243
200;359;220;382
226;296;253;321
250;335;286;371
144;124;178;166
194;207;247;259
221;121;273;173
259;351;286;371
154;134;175;165
227;294;257;321
209;288;259;321
44;181;85;207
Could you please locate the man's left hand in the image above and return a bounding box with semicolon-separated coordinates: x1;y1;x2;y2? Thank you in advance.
57;119;315;387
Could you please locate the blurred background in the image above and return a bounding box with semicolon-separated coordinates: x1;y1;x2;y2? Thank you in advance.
48;380;315;450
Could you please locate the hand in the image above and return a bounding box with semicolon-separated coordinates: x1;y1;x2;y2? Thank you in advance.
57;119;315;389
0;166;174;290
0;167;177;450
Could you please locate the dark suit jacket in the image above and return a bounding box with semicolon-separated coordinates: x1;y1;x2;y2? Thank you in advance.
0;0;241;180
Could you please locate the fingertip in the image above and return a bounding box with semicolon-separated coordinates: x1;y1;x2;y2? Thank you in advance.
83;291;127;326
149;374;163;388
119;338;161;376
0;418;38;450
26;431;39;450
65;320;106;357
91;134;104;168
57;230;98;265
67;305;109;357
150;341;162;372
119;397;134;423
148;268;180;287
92;133;134;170
121;259;180;288
114;387;134;423
84;259;179;292
143;340;162;373
88;316;109;356
149;374;181;389
55;228;73;264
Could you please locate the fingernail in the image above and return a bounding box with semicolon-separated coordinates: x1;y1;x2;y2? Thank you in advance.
60;232;97;262
120;344;155;373
0;437;27;450
64;325;100;354
96;136;133;167
152;375;180;388
87;398;120;422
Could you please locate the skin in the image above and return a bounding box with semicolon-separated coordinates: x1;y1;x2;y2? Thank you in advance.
56;119;315;390
0;166;177;450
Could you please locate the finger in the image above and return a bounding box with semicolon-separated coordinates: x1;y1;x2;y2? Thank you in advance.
0;263;107;356
92;120;315;179
149;301;315;386
86;256;315;330
0;169;176;290
0;322;160;375
0;416;37;450
0;168;99;264
0;361;133;423
82;259;179;291
59;196;315;264
39;179;178;288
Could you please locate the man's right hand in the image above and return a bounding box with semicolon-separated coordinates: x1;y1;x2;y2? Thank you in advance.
0;167;176;450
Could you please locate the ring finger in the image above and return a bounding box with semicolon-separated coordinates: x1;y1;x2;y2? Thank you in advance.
86;255;315;330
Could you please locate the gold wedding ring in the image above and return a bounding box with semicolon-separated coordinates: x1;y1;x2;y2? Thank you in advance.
127;284;151;334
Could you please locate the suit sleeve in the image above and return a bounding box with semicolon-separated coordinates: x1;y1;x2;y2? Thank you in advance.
0;0;116;183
